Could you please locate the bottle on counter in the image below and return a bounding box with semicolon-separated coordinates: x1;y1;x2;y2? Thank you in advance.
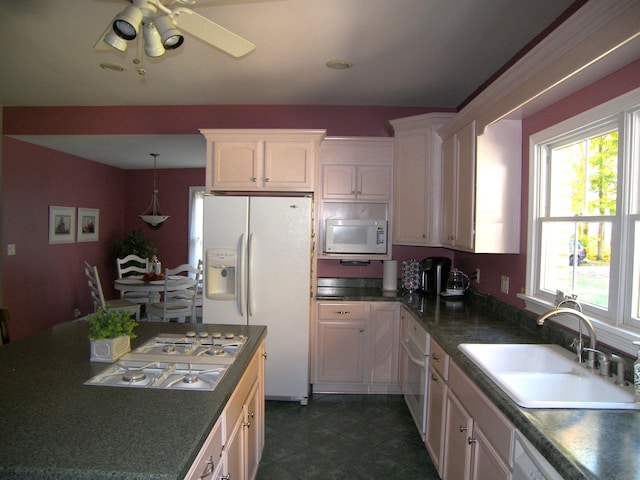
633;341;640;396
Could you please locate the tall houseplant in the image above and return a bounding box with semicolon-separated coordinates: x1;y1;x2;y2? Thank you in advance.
87;308;138;362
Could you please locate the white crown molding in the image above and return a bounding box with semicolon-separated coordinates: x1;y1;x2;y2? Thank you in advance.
439;0;640;139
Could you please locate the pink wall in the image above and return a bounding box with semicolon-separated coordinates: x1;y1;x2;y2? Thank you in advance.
2;105;440;340
2;138;126;340
454;58;640;308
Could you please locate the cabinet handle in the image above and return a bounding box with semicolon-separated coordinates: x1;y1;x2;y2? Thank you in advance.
431;374;439;382
432;354;440;362
459;425;468;432
243;420;252;428
334;310;351;315
221;475;230;480
199;456;215;479
422;234;427;238
251;177;257;182
468;437;477;445
265;177;270;182
359;328;364;333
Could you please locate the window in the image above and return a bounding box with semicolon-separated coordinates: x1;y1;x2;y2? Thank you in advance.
524;87;640;354
188;187;205;270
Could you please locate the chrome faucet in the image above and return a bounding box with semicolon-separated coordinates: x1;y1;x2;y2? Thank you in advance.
537;307;598;369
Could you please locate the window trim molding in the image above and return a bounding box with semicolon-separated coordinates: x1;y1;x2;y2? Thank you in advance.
520;85;640;356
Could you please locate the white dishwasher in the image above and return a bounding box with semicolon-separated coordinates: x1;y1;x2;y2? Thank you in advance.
512;430;563;480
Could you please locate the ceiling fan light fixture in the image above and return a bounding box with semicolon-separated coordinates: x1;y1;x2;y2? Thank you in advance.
104;29;128;52
155;15;184;50
113;5;143;41
143;23;166;57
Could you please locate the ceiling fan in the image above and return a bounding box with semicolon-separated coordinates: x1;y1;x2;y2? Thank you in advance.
95;0;255;59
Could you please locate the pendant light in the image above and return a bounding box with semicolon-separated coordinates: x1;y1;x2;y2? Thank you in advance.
140;153;169;228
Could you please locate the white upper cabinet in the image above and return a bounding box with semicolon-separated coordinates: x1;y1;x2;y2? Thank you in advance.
390;113;454;245
440;119;521;253
201;129;326;192
322;164;391;201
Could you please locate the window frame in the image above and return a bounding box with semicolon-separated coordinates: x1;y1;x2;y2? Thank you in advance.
520;86;640;356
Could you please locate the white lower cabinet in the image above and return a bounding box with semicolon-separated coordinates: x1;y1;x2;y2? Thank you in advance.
184;340;265;480
426;338;514;480
313;302;400;393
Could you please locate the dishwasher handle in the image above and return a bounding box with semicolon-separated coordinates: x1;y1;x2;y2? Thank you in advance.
400;338;427;368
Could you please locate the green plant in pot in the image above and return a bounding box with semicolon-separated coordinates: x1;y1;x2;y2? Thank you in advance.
110;229;157;262
87;308;138;362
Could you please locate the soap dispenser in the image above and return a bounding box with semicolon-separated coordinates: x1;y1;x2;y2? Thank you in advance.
632;341;640;395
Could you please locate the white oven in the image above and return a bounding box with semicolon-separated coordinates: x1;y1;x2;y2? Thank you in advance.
399;308;430;440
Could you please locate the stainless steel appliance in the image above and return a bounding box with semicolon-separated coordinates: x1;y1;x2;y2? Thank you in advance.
419;257;451;295
202;195;312;404
399;310;430;440
85;332;248;391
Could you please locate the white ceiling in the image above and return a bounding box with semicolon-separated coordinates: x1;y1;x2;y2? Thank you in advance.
1;0;579;168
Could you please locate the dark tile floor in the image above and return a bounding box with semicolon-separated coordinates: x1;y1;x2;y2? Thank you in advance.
256;394;441;480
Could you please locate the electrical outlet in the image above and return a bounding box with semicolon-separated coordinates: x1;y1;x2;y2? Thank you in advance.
501;275;510;294
7;244;16;256
474;268;480;283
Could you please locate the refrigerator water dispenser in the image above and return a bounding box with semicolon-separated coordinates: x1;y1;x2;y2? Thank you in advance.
206;248;237;300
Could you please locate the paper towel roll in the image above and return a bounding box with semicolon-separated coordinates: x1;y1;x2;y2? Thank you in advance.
383;260;398;291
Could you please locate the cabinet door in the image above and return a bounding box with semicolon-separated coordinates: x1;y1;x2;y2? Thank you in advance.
264;140;315;191
316;319;367;383
369;303;400;384
454;121;476;250
425;368;446;477
212;141;262;190
443;392;473;480
245;380;262;480
225;408;246;480
394;130;429;244
440;135;456;247
470;425;512;480
357;165;391;201
322;165;356;199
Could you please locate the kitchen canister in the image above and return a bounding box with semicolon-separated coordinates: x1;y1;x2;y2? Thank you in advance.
382;260;398;292
402;259;420;291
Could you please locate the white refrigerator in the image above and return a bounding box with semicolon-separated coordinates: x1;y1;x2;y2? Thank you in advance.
202;195;312;403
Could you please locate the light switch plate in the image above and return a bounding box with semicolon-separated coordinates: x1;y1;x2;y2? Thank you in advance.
501;275;509;294
7;244;16;256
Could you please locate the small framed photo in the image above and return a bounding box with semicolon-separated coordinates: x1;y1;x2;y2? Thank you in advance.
49;206;76;244
77;208;99;242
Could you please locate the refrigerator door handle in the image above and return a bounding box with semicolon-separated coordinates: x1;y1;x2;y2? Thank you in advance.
239;233;247;317
248;232;255;317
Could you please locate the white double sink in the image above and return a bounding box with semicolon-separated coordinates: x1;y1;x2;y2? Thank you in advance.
458;343;639;409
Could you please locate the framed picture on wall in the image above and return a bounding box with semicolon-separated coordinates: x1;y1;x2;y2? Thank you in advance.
77;208;99;242
49;206;75;244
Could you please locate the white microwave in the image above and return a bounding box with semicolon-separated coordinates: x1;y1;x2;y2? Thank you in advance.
325;219;388;254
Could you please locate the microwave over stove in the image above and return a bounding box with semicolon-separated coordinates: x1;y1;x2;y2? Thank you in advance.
324;219;387;255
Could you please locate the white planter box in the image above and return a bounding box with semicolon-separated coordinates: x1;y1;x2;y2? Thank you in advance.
90;336;131;363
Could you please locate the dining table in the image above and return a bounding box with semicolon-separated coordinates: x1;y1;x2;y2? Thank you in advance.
113;276;198;319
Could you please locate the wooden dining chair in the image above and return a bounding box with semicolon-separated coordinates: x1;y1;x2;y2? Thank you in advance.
148;264;200;323
84;261;140;321
116;254;151;308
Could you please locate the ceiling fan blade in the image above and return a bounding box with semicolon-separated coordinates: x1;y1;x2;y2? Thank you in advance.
172;7;255;58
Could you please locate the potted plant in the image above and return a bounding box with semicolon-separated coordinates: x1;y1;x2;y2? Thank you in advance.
87;308;138;363
110;229;157;263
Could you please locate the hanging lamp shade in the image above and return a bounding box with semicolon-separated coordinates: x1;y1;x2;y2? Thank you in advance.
140;153;169;228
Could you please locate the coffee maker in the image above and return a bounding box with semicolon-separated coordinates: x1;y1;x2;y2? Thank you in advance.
419;257;452;295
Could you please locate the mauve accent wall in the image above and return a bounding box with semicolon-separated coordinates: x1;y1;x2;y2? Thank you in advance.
2;138;126;340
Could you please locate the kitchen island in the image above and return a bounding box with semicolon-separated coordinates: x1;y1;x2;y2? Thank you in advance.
316;280;640;480
0;320;267;480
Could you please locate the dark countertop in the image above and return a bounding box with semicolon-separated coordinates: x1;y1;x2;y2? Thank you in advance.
0;321;267;480
316;285;640;480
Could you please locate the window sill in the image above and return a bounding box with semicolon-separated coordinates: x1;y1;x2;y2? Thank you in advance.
517;293;640;357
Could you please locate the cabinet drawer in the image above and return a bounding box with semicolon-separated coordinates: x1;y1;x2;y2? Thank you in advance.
318;302;367;320
183;417;223;480
448;360;514;465
429;338;449;380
